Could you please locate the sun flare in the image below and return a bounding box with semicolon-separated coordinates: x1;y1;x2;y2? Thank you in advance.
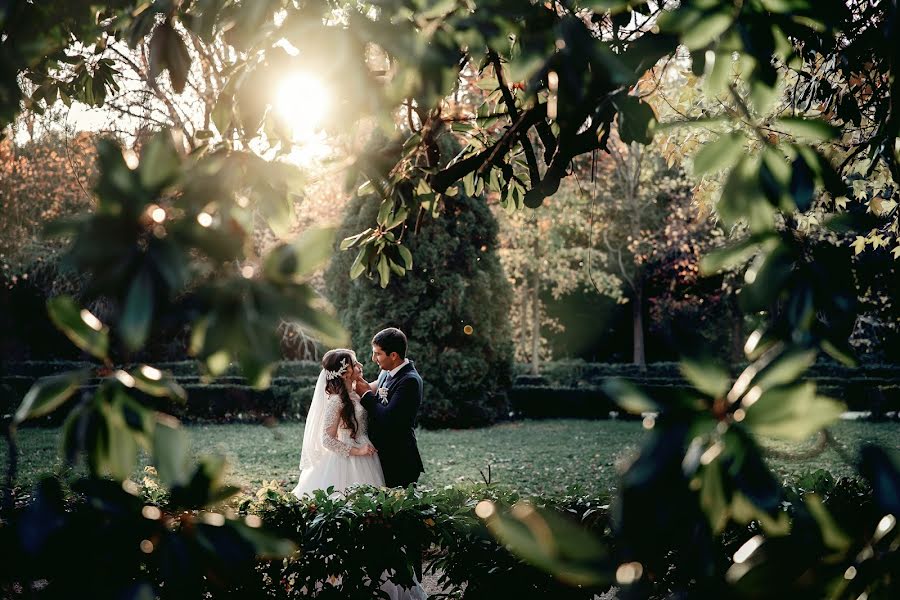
275;72;331;140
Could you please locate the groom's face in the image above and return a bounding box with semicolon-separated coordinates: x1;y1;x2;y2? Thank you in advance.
372;344;399;371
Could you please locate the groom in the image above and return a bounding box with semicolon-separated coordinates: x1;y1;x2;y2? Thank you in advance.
354;327;425;488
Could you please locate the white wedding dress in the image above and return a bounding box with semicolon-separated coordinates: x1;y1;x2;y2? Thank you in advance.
291;371;427;600
292;389;385;495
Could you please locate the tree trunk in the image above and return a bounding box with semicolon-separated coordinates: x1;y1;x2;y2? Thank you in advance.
530;269;541;376
632;281;646;370
520;280;530;363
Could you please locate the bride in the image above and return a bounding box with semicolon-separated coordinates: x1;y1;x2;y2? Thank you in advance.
292;348;383;495
291;348;427;600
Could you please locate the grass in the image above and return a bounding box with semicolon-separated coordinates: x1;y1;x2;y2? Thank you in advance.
3;419;899;497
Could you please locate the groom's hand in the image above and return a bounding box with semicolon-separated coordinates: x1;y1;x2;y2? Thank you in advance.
353;377;370;396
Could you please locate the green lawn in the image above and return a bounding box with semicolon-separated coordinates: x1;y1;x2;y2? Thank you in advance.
4;419;899;497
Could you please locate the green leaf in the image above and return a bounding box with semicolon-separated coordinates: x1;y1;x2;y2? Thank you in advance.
376;253;390;288
264;227;335;283
751;347;817;392
153;415;191;487
602;378;657;414
859;445;900;516
47;296;109;360
340;228;373;251
129;365;187;403
718;155;775;231
805;494;851;551
149;22;191;94
384;207;410;230
700;233;775;274
102;398;139;481
475;77;499;91
681;11;733;50
704;50;732;95
120;269;155;352
588;0;648;10
255;185;294;238
228;520;298;558
699;461;731;533
397;244;413;269
139;131;181;190
212;94;233;135
14;369;91;425
376;199;393;227
349;246;370;280
486;502;610;586
680;356;730;399
742;383;845;440
738;243;795;312
616;95;656;145
692;131;745;176
774;117;838;142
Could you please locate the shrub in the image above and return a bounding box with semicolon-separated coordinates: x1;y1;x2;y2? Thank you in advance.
325;187;515;428
242;482;614;599
0;471;879;599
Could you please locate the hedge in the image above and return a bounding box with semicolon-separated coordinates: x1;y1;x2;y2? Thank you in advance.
4;361;900;426
3;471;868;599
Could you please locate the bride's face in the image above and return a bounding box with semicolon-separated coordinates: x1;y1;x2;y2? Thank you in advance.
340;353;362;386
341;362;355;386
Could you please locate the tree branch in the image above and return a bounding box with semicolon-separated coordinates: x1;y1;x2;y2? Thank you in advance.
489;50;541;185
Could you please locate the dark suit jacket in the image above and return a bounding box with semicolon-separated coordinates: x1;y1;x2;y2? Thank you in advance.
360;361;425;488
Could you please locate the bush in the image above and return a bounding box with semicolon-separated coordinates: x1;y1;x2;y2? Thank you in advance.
326;186;515;428
0;471;880;599
242;482;614;599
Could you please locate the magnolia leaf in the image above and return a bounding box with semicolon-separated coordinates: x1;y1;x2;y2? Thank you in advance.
130;365;187;403
264;227;335;283
376;253;390;288
486;502;610;586
681;12;733;50
742;383;845;440
750;347;817;392
397;244;414;269
153;415;191;487
14;369;91;425
139;131;181;190
693;131;745;176
47;296;109;360
700;233;775;274
602;378;657;414
120;268;155;352
774;117;838;142
805;494;851;551
680;356;730;399
616;95;656;145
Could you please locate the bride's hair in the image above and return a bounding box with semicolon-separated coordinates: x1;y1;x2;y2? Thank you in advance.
322;349;359;440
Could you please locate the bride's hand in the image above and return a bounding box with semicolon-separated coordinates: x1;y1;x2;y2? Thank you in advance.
350;444;377;457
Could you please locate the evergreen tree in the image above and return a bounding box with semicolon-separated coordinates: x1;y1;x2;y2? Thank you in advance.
326;187;514;428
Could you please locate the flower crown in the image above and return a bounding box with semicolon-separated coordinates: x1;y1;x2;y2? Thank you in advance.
324;358;350;381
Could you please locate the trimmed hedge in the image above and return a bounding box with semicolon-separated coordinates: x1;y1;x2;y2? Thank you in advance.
4;360;900;426
510;361;900;417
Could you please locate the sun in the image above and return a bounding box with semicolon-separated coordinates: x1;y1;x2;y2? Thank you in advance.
275;72;331;141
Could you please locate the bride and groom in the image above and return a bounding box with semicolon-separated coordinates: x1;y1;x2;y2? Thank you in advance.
291;327;425;496
290;328;427;599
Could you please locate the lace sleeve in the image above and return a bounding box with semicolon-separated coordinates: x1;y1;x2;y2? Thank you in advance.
321;394;352;458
